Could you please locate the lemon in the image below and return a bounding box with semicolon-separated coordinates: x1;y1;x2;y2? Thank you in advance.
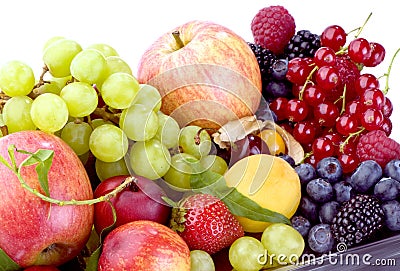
224;154;301;232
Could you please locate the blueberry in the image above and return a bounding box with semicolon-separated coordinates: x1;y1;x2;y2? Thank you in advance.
373;177;400;202
271;59;289;80
277;153;295;167
319;201;340;224
382;200;400;231
306;178;334;203
333;180;354;203
348;160;382;193
291;215;311;237
316;157;343;183
299;196;319;224
264;80;292;98
384;159;400;181
295;163;316;185
307;224;335;254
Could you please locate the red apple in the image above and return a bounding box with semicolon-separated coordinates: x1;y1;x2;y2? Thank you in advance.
24;266;60;271
93;174;171;234
0;131;94;267
98;220;191;270
137;20;262;129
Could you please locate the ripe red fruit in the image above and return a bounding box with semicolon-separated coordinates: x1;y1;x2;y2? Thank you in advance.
315;65;340;90
364;42;385;67
251;5;296;55
170;193;244;254
348;38;372;64
320;25;347;51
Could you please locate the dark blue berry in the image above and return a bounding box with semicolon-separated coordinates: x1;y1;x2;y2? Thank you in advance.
333;180;354;203
271;59;289;80
307;224;335;254
319;201;340;224
348;160;382;193
291;215;311;237
316;157;343;183
306;178;334;203
264;80;292;98
374;177;400;202
295;163;316;185
299;196;319;224
277;153;295;167
384;159;400;181
382;200;400;231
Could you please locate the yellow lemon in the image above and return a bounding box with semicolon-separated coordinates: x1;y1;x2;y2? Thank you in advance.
224;154;301;232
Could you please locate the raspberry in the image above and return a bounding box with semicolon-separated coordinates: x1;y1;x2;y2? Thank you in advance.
356;130;400;168
251;5;296;55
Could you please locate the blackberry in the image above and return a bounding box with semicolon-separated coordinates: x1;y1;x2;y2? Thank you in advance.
331;194;384;247
284;30;321;60
248;42;277;80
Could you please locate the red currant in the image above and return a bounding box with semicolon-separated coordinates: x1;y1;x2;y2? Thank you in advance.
380;117;392;136
286;99;309;122
312;136;335;160
292;120;318;144
345;99;361;117
364;42;385;67
313;47;336;67
269;97;288;121
359;88;385;110
302;84;326;107
322;131;342;154
354;73;380;96
336;113;360;136
315;66;340;90
382;97;393;117
348;38;372;64
286;57;314;85
360;108;384;131
320;25;347;51
337;153;359;173
314;102;340;127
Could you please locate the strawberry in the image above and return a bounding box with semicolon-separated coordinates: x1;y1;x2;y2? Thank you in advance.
169;193;244;254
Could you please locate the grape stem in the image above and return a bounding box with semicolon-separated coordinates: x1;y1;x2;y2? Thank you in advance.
93;107;120;125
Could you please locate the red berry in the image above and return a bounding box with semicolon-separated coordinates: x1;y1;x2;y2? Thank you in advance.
337;152;359;174
380;117;392;136
345;99;361;116
360;108;384;131
336;113;360;136
359;88;385;110
364;42;385;67
302;84;326;107
382;97;393;117
293;120;318;144
348;38;372;64
286;57;314;85
354;73;380;96
314;102;340;127
313;47;337;67
320;25;347;51
312;136;335;160
315;66;340;90
286;98;309;122
269;97;288;121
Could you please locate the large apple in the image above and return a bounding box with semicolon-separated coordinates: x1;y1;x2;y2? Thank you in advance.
137;20;262;129
0;131;94;267
98;220;191;271
93;174;171;234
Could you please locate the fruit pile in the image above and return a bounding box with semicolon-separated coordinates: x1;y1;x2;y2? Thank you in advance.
0;4;399;271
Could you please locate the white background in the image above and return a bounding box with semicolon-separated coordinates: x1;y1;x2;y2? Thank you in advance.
0;0;398;140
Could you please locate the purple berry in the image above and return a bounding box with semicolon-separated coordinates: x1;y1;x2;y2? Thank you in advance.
307;224;335;254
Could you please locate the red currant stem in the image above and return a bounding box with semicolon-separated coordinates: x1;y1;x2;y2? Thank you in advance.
382;47;400;95
300;151;313;164
334;84;347;114
299;66;318;100
354;12;372;39
339;127;365;153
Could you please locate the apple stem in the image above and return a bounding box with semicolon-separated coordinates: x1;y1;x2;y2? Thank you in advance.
172;31;185;49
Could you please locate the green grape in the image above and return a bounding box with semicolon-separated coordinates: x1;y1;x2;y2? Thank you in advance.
229;236;266;271
129;138;171;180
119;104;159;141
89;124;128;162
51;75;72;89
95;158;129;181
105;56;132;76
60;121;92;155
2;96;36;133
90;118;112;129
42;36;65;52
163;152;199;190
190;250;215;271
132;84;162;112
100;72;140;109
59;82;98;117
70;49;108;84
43;39;82;78
260;223;305;265
179;125;212;159
87;43;119;57
33;81;61;95
0;60;35;97
200;154;228;175
30;93;69;133
78;151;90;165
154;111;180;149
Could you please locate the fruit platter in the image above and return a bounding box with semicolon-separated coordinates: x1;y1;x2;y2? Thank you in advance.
0;1;400;270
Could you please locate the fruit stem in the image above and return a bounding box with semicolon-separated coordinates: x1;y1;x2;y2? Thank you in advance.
382;47;400;95
194;127;217;145
172;31;185;50
298;66;318;100
339;127;365;153
93;107;120;125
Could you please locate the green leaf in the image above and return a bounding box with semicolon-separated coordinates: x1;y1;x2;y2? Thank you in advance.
18;149;54;197
0;248;20;271
190;169;291;225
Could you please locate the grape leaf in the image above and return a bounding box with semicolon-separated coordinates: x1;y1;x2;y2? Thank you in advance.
0;248;20;271
190;168;291;225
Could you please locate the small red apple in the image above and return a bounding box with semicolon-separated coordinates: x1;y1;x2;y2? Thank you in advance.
98;220;191;271
137;20;262;129
0;131;94;267
93;174;171;234
24;266;60;271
